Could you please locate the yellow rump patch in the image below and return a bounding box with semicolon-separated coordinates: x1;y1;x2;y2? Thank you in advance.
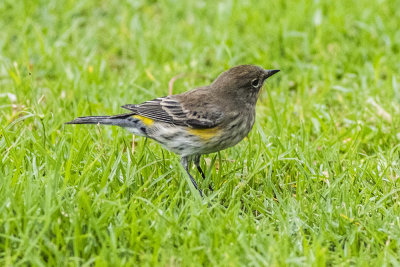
188;127;220;140
132;115;154;126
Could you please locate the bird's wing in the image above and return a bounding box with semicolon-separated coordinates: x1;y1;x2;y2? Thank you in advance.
121;96;224;128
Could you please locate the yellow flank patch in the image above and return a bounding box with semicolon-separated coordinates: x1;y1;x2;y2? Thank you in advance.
132;115;154;126
188;127;220;140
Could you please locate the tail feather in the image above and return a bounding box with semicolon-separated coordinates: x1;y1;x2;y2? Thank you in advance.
65;113;134;126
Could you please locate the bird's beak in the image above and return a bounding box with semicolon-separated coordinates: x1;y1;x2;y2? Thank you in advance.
264;69;280;79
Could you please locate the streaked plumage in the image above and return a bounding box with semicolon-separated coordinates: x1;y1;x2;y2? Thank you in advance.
66;65;280;196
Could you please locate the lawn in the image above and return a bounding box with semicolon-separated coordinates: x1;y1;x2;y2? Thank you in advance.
1;0;400;265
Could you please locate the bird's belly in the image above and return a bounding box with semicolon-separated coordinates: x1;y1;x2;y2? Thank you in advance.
145;115;254;156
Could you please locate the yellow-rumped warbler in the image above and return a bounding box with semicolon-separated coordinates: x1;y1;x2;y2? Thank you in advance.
66;65;279;196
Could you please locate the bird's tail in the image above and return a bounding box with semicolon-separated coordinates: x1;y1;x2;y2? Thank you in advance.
65;113;134;127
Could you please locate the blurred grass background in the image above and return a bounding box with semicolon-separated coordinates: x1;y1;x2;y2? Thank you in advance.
1;0;400;265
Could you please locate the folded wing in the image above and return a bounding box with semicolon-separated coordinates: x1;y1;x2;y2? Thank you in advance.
121;96;224;129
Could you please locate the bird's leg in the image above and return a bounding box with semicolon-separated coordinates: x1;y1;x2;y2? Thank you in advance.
180;156;203;197
193;155;206;179
194;155;214;192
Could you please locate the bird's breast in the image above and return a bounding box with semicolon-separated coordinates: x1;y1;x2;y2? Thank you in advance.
189;109;255;154
218;111;255;146
144;110;255;156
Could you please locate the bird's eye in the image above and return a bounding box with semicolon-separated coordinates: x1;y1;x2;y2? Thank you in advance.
251;78;260;88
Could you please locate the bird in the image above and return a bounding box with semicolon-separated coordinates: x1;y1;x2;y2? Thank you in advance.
65;65;280;196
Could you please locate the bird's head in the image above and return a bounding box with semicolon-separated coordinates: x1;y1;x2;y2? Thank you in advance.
212;65;279;105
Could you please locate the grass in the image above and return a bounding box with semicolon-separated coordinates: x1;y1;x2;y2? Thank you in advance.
1;0;400;265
